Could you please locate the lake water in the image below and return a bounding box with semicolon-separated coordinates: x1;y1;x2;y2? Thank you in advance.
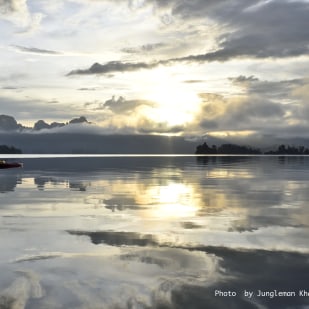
0;155;309;309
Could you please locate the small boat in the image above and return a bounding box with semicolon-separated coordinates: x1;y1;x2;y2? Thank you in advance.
0;160;23;169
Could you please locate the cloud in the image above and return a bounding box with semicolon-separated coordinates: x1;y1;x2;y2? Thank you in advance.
195;92;286;133
292;81;309;101
183;80;206;84
0;0;43;31
136;117;185;134
67;0;309;76
291;81;309;120
198;93;227;118
78;87;97;91
171;0;309;60
230;77;307;101
229;75;259;84
0;92;184;136
0;72;27;82
1;86;19;90
102;96;156;114
227;97;285;122
12;45;61;55
0;270;43;309
199;119;218;129
190;76;309;139
121;42;166;54
97;96;185;134
0;0;27;15
0;96;76;123
67;61;163;75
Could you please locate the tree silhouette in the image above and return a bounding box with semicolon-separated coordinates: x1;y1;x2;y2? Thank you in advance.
196;142;309;155
195;142;261;154
0;145;22;154
264;144;309;155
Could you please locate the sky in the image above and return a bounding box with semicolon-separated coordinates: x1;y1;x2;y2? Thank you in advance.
0;0;309;139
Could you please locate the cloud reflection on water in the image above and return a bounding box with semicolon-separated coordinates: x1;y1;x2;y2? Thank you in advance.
0;246;222;309
1;156;309;243
1;156;309;308
1;242;309;308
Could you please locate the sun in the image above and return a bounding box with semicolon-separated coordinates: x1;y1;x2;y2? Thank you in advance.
149;88;199;126
142;70;201;127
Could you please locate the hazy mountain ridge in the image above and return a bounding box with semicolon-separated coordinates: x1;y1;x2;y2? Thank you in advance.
0;114;89;132
0;114;208;154
0;132;208;154
1;115;309;154
0;115;24;131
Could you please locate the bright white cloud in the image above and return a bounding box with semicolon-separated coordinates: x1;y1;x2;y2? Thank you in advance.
0;0;43;31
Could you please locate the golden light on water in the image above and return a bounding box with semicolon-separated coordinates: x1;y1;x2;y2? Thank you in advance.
207;169;254;179
147;183;199;218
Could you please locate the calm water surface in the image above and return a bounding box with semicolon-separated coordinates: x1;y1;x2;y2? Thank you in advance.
0;155;309;308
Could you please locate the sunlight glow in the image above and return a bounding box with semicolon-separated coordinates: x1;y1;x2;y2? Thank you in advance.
149;183;198;218
143;70;201;127
208;130;257;138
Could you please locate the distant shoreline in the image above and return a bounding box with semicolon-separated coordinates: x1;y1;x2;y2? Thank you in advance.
195;142;309;155
2;154;309;158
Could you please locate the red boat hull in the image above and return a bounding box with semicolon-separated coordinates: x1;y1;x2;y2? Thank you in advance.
0;162;23;169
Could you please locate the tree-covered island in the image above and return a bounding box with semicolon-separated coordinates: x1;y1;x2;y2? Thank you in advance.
195;142;309;155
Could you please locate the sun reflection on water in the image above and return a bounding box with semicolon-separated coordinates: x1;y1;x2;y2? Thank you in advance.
145;183;199;219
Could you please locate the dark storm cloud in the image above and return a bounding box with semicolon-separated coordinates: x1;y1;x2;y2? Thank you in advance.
172;0;309;60
12;45;61;55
